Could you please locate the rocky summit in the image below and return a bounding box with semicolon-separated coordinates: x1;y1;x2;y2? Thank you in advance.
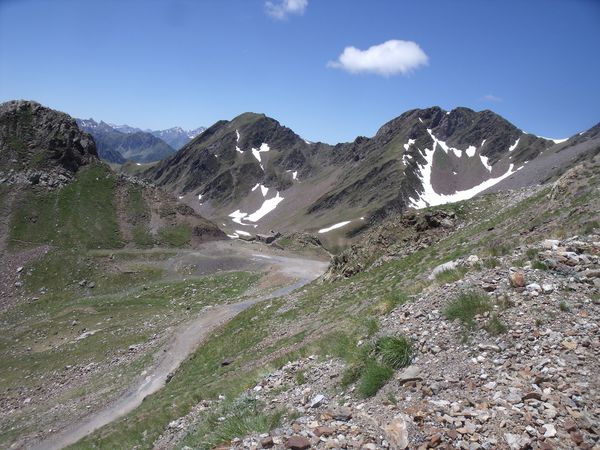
0;100;98;187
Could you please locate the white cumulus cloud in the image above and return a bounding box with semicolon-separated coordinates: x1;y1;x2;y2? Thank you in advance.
328;39;429;77
265;0;308;20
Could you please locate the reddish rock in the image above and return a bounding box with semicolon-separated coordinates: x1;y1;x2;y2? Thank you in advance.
446;430;458;440
564;420;578;432
315;426;335;437
570;431;584;445
429;433;442;447
286;435;311;450
509;271;526;288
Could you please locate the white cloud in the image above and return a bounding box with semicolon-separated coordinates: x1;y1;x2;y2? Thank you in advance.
327;40;428;77
482;94;502;102
265;0;308;20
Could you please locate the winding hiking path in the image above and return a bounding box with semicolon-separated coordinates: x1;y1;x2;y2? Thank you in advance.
30;245;328;450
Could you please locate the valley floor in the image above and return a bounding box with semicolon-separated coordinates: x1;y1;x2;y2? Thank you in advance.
0;240;328;449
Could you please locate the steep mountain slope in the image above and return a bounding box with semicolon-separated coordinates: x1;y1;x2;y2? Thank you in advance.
76;119;177;163
145;107;576;243
483;121;600;193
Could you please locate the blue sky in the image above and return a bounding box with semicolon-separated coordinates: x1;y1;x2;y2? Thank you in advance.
1;0;599;143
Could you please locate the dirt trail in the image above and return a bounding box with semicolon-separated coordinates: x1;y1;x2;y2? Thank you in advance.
30;242;328;450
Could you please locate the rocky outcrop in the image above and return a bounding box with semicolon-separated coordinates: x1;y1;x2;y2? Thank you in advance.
0;100;98;175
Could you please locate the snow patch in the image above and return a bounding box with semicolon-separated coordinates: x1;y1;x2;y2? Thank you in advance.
229;192;285;225
251;183;260;192
236;129;240;142
427;129;463;157
465;146;477;157
480;155;493;172
260;185;268;197
251;143;270;170
403;139;415;151
509;138;520;152
410;143;521;209
246;192;284;222
318;221;351;234
537;136;568;144
481;139;486;147
292;171;298;180
235;229;252;237
229;210;249;226
178;195;184;199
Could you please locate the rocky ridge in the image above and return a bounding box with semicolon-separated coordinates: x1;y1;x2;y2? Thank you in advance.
142;107;592;239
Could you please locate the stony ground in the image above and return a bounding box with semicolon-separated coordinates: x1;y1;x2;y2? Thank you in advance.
168;234;600;450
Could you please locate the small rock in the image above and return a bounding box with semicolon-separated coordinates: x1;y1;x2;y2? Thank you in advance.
542;283;554;293
285;435;311;450
429;433;442;447
543;424;557;438
383;416;409;450
509;271;526;288
522;391;543;401
570;431;584;445
315;426;335;437
397;366;422;384
310;394;325;408
260;436;274;448
467;255;480;265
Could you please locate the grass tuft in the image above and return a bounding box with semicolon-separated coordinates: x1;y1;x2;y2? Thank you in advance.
180;397;284;449
375;336;412;369
357;363;394;398
444;291;491;329
485;313;508;335
376;291;408;314
435;266;468;284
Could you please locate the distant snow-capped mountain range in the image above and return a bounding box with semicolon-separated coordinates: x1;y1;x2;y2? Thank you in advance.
76;118;205;163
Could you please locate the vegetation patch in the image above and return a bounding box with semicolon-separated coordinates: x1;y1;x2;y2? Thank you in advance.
375;335;413;369
357;362;394;398
375;290;408;314
485;313;508;335
158;224;192;247
179;397;284;450
8;164;122;250
434;266;468;284
443;290;491;329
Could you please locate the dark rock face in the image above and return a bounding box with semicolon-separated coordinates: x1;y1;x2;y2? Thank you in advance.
0;100;98;173
147;112;314;205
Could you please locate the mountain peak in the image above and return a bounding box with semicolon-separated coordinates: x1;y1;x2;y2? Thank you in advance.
0;99;98;174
